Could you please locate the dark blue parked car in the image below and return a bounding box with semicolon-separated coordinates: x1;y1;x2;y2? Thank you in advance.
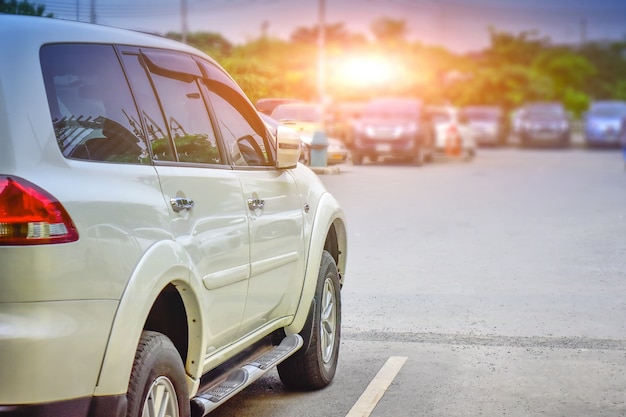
584;100;626;148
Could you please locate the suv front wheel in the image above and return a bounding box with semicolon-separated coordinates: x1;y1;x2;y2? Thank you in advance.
278;250;342;390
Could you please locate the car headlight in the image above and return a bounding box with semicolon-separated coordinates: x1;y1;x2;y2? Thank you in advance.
406;123;418;134
354;123;368;135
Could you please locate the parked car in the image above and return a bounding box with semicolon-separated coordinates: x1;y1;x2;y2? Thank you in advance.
351;97;434;165
518;102;571;147
461;105;507;146
425;105;476;160
269;103;349;165
0;15;347;417
583;100;626;148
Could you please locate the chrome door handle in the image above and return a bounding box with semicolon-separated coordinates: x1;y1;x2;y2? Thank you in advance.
247;198;265;211
170;197;194;212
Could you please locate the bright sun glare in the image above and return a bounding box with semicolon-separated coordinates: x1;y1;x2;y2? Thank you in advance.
336;55;396;87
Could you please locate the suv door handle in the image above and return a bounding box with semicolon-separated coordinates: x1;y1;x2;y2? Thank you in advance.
247;198;265;211
170;197;194;212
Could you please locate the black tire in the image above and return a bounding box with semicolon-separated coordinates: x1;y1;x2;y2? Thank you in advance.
126;331;190;417
412;145;424;166
300;144;311;165
278;250;342;390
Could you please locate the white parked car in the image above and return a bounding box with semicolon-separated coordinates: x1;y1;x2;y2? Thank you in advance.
0;15;347;417
426;105;477;160
268;104;349;165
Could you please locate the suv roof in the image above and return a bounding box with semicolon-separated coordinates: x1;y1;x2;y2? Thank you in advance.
1;14;202;53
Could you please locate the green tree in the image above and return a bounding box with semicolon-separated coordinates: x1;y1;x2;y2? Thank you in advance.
456;29;595;115
290;22;367;47
0;0;53;16
224;38;318;103
484;28;549;67
578;41;626;101
370;17;407;45
165;31;233;57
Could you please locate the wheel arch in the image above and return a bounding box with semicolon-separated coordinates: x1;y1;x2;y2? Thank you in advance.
284;192;347;335
93;240;205;397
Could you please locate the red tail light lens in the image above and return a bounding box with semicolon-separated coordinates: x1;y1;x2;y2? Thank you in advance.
0;176;79;245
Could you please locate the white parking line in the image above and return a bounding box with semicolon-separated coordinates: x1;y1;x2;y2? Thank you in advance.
345;356;408;417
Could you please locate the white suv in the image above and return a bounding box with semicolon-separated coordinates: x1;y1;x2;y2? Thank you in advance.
0;15;347;417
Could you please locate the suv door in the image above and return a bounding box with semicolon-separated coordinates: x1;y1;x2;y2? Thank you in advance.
120;47;250;351
199;61;306;337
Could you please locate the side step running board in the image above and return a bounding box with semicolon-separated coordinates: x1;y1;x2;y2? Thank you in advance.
190;334;303;417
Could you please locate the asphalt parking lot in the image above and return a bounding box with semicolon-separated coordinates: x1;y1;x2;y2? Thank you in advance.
211;145;626;417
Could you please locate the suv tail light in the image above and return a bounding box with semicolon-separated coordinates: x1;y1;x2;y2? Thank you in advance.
0;176;79;245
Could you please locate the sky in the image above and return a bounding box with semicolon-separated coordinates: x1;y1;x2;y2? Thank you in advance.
37;0;626;53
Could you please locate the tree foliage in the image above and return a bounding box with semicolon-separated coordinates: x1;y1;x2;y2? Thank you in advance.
0;0;53;16
371;17;407;45
290;22;366;47
578;41;626;101
33;11;614;118
165;31;233;57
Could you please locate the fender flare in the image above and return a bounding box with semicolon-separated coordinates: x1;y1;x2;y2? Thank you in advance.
285;192;347;336
93;239;206;396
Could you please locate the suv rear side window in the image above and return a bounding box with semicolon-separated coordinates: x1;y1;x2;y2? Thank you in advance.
147;56;221;165
41;44;149;164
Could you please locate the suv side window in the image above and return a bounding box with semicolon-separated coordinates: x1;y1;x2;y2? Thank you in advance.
118;49;176;162
142;50;221;165
40;44;149;164
198;61;274;167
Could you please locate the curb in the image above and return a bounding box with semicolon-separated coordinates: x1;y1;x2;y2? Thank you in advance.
309;165;341;175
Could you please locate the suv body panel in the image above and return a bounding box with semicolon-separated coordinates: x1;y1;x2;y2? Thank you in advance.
0;15;347;414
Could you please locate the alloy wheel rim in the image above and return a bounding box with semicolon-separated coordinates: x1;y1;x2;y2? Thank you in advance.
320;276;337;364
142;376;179;417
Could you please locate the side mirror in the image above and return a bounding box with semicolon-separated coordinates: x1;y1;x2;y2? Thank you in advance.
275;125;301;169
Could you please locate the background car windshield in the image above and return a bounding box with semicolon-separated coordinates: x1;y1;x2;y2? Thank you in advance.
363;101;420;118
464;109;500;121
272;105;321;122
525;105;565;118
429;111;452;124
590;104;626;117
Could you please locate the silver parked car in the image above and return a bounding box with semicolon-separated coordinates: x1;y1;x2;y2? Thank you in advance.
518;102;571;147
461;105;507;146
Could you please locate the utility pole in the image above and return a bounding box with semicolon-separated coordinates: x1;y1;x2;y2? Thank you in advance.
181;0;188;44
89;0;95;23
317;0;326;115
317;0;326;105
310;0;329;168
580;18;587;46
